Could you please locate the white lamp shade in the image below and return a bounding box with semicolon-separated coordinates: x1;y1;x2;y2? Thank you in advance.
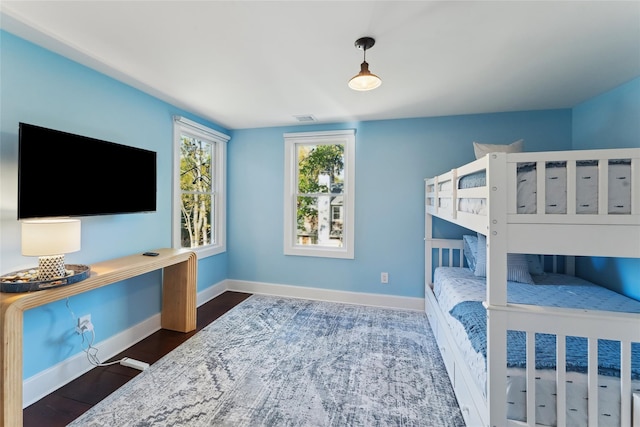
22;219;81;256
348;61;382;91
348;74;382;91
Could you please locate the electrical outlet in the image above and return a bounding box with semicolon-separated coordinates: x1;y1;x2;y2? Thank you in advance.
76;314;92;334
78;314;91;328
381;272;389;284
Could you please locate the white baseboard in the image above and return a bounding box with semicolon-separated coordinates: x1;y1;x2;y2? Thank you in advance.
23;312;162;407
23;280;227;408
226;279;425;311
24;279;423;407
197;280;227;306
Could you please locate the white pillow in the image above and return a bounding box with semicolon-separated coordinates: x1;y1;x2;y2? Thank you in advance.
473;139;524;160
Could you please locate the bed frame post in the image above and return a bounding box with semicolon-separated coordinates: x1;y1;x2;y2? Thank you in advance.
425;188;434;298
485;152;509;426
485;152;508;307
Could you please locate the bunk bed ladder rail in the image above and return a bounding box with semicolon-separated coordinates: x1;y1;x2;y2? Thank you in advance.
424;176;438;216
488;303;640;427
431;238;465;269
424;233;465;289
425;170;458;221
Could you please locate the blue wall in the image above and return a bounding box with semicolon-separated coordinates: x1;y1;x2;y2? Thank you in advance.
2;26;636;384
572;77;640;299
0;31;228;378
228;111;572;297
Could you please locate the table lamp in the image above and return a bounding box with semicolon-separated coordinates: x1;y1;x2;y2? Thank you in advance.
21;219;81;280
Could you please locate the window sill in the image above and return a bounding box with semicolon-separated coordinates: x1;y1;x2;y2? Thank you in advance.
183;244;226;260
285;245;353;259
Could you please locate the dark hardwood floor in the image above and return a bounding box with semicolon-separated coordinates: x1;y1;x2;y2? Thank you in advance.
23;291;252;427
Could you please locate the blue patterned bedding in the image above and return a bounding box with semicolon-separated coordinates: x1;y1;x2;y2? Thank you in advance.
434;266;640;425
434;267;640;312
434;267;640;377
449;300;640;380
457;170;486;189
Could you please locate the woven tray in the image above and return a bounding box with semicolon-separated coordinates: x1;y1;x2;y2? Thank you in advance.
0;264;90;293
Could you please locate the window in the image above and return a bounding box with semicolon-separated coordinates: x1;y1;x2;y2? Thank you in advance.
284;130;355;259
173;116;229;258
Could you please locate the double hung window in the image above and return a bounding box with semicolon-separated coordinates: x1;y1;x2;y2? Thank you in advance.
283;130;355;259
173;116;229;257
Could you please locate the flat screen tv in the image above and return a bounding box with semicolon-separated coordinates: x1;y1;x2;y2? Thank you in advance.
18;122;157;219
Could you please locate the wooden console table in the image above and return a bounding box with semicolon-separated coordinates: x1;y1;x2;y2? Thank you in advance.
0;248;197;427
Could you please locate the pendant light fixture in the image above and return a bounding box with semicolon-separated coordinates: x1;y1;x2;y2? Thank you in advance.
348;37;382;91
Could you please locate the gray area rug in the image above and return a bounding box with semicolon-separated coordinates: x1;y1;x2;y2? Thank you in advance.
69;295;465;426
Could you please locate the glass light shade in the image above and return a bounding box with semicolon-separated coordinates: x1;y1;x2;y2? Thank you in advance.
348;61;382;91
21;219;81;256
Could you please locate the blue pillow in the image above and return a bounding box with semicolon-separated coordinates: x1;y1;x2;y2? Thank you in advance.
526;254;545;276
462;235;478;271
474;233;535;285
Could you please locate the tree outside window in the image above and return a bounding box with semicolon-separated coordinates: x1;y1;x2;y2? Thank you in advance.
173;116;228;258
180;136;213;248
284;130;355;259
296;144;344;246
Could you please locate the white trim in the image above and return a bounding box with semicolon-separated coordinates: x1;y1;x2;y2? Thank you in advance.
173;116;230;142
23;280;227;408
196;280;227;307
23;278;421;408
226;279;423;311
189;137;227;259
173;117;229;257
23;313;162;407
283;129;356;259
283;129;356;139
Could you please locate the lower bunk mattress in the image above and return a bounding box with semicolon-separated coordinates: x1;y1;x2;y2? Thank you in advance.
432;267;640;426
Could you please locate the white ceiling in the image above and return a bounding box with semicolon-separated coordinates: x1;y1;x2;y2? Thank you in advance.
1;1;639;130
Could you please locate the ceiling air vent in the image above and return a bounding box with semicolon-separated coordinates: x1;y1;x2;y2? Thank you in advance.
293;114;317;123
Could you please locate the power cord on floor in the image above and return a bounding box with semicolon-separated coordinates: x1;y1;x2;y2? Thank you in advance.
78;323;121;367
67;298;148;370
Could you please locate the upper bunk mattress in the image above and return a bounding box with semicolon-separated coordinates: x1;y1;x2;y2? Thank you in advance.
452;160;632;215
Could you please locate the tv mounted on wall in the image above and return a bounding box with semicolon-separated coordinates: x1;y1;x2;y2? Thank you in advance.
18;122;157;219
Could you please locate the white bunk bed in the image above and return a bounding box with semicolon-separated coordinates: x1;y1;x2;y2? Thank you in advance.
423;147;640;427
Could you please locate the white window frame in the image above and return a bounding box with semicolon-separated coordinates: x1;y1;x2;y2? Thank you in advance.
283;129;355;259
173;116;229;258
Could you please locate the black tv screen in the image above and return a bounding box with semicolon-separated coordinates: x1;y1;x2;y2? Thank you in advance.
18;123;157;219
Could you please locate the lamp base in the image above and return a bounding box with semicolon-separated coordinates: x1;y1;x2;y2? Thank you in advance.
38;254;66;280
